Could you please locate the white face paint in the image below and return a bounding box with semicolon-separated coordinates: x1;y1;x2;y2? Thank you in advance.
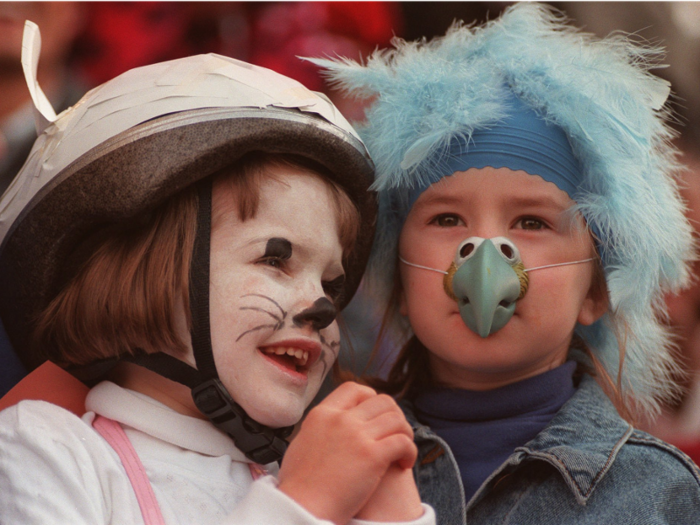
207;167;345;428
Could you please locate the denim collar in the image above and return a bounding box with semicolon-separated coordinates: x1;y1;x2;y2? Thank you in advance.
403;374;633;505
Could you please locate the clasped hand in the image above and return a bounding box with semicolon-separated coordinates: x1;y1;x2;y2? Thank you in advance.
278;382;423;524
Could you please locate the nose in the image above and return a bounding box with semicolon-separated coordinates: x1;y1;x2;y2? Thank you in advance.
292;297;337;331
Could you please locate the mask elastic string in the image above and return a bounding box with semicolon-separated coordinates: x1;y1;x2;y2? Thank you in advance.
524;258;595;272
399;255;595;274
398;255;448;275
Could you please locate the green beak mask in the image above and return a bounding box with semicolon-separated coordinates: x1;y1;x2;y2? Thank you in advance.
445;237;527;337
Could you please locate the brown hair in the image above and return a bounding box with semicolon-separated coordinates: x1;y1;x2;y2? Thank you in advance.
365;254;637;421
33;152;360;366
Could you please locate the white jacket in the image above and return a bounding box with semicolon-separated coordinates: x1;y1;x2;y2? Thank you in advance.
0;382;434;525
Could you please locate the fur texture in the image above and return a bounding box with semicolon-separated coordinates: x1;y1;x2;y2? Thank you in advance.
311;3;695;418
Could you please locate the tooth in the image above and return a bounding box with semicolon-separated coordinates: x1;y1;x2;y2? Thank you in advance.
264;346;311;364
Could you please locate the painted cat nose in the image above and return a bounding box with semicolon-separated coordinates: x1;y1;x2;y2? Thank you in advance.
292;297;337;331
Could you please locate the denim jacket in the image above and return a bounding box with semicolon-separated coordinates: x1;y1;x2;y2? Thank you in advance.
403;374;700;524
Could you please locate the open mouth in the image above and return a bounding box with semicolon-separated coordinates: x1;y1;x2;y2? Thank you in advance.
261;346;310;373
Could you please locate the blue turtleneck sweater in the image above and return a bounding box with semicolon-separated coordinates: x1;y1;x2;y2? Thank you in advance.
413;361;577;503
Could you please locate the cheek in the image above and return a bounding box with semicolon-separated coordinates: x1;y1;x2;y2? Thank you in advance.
522;266;593;320
209;270;285;348
212;263;266;297
211;265;295;320
400;232;454;270
401;266;454;328
319;323;341;372
400;267;430;316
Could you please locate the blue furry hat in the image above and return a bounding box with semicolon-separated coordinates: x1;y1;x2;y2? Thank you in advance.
311;3;695;417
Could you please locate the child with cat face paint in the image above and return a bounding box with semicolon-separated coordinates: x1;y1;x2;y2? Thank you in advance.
315;3;700;524
0;23;435;525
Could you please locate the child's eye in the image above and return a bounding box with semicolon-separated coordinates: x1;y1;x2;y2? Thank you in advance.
323;275;345;303
430;214;464;227
258;256;286;269
258;238;293;270
517;217;547;230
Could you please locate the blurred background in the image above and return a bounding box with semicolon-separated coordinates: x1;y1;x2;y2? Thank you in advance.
2;1;700;460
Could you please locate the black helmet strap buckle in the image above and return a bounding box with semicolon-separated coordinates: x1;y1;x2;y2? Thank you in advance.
192;378;291;464
112;352;293;464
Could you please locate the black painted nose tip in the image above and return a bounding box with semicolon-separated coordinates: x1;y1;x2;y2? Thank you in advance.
293;297;337;331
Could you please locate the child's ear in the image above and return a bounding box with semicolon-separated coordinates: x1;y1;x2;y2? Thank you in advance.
577;280;609;326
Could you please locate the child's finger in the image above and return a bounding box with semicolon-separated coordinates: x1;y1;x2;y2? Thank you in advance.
320;381;377;410
361;410;414;442
378;433;419;470
355;464;424;522
352;393;405;422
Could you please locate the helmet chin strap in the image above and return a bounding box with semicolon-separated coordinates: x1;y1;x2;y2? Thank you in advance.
188;177;293;464
125;178;292;464
69;178;292;463
189;177;293;464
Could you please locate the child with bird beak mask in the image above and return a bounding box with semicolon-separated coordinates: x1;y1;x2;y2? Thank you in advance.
314;3;700;524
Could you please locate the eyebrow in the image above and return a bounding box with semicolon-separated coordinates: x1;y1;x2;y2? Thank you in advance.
413;193;464;209
505;194;571;211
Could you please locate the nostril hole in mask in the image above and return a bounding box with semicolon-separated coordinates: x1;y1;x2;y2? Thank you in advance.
499;300;512;308
461;296;470;305
460;243;475;258
500;245;513;259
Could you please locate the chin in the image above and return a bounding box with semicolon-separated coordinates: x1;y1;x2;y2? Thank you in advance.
242;397;306;429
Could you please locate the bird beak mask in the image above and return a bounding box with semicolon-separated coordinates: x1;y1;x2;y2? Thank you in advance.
400;237;593;337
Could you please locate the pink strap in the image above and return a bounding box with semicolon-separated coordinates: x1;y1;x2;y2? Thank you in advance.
93;416;166;525
248;462;269;480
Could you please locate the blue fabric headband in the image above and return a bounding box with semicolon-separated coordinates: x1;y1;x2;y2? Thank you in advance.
406;92;583;212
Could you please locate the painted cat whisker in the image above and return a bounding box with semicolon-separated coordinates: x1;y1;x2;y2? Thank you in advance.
239;306;282;322
241;293;286;318
236;323;278;342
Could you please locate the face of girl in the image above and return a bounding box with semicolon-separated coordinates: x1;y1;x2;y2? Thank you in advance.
399;167;606;391
207;167;345;428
